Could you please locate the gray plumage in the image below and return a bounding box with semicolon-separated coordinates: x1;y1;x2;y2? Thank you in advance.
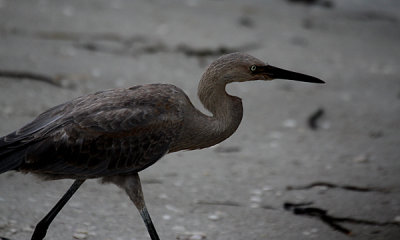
0;52;324;240
1;84;185;178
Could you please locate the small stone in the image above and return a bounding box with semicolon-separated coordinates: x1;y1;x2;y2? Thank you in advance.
250;195;262;203
283;119;297;128
190;234;205;240
208;214;219;221
394;216;400;223
353;154;369;163
207;211;224;221
176;232;207;240
162;214;171;220
316;186;329;193
22;225;34;232
73;228;88;239
262;185;273;191
73;232;87;239
294;194;306;201
275;191;282;197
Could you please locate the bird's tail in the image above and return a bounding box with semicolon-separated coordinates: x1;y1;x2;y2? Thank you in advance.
0;136;26;174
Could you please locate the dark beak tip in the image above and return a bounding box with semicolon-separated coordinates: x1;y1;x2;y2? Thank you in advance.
265;65;325;84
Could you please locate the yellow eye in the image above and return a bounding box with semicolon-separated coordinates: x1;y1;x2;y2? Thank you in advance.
250;65;257;72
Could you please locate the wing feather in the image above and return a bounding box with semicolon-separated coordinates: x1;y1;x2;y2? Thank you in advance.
1;84;185;178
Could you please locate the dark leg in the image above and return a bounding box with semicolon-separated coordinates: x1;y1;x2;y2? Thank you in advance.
109;173;160;240
31;179;85;240
138;206;160;240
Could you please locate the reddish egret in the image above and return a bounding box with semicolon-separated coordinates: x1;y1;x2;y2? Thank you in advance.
0;52;324;240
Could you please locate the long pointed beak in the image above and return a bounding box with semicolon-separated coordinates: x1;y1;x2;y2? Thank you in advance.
261;65;325;84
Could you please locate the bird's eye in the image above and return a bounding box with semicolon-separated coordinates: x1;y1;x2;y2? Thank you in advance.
250;65;257;72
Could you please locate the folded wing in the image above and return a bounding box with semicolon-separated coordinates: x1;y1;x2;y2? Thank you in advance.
0;84;184;179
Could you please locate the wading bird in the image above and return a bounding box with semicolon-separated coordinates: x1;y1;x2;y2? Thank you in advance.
0;53;324;240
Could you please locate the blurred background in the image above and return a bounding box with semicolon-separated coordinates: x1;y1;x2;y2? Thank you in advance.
0;0;399;239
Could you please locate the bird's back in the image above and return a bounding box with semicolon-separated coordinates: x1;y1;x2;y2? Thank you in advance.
0;84;186;179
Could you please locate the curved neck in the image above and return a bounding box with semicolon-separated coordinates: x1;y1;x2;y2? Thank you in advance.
198;81;240;119
169;73;244;152
195;75;243;148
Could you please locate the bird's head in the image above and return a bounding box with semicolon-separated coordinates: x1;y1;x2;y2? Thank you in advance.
203;52;325;85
